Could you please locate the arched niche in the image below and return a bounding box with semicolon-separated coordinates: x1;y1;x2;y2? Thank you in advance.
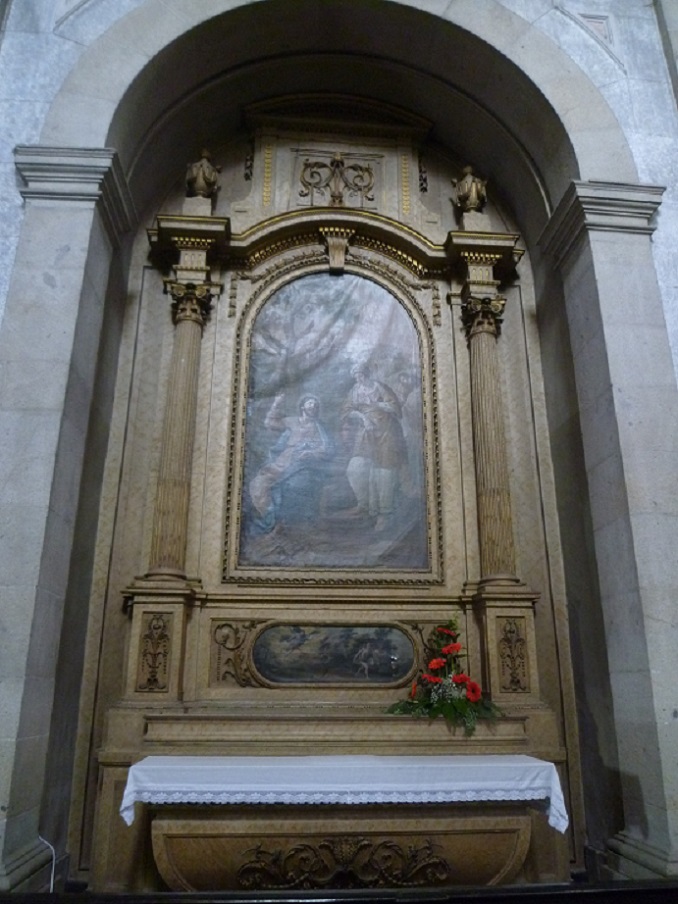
10;0;674;891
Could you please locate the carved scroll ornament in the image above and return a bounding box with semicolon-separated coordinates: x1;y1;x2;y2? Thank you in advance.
498;617;529;693
237;836;450;889
136;612;172;692
300;152;374;207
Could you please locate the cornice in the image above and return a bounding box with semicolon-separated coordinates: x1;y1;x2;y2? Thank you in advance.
228;208;449;277
539;179;665;269
14;145;137;243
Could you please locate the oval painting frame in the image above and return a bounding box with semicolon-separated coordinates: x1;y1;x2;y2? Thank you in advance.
252;623;415;685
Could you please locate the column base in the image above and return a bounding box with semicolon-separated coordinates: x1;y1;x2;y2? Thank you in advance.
607;831;678;879
0;837;58;893
144;566;187;580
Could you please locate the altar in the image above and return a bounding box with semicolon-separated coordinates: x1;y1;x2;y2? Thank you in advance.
119;754;569;891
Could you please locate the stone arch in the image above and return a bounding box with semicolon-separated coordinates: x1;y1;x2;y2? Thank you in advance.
6;0;677;891
41;0;635;227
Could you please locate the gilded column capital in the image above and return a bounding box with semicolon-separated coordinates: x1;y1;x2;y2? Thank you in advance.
446;232;521;336
461;294;506;340
148;214;230;274
164;280;220;328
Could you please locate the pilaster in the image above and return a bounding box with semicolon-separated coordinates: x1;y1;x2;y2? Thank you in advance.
0;146;134;891
540;180;678;878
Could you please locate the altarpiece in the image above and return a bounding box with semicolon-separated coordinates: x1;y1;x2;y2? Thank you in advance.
84;97;581;891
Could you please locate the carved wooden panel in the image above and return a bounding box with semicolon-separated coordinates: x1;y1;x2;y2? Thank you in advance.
136;612;172;693
151;804;533;891
498;616;530;693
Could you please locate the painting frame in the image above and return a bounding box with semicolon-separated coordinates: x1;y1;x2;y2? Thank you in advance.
223;264;442;586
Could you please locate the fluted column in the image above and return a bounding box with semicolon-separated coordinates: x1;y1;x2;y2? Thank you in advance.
147;283;213;577
120;207;229;703
446;232;522;580
447;231;542;707
463;294;516;579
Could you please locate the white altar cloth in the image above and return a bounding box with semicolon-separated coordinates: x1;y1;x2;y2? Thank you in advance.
120;754;568;833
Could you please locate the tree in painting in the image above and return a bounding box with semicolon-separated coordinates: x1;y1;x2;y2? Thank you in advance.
239;273;427;570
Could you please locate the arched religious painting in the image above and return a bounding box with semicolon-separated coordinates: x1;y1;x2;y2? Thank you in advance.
228;271;439;583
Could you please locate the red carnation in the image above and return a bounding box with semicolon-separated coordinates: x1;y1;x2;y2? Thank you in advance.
409;680;418;699
428;657;447;670
441;642;462;655
436;627;457;637
421;673;443;684
452;673;469;684
466;680;482;703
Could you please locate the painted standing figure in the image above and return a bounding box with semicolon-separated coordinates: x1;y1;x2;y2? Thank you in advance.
342;362;407;531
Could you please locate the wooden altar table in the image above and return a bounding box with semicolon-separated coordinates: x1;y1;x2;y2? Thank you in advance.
120;754;569;891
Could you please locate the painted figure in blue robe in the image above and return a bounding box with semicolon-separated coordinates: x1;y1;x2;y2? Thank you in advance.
249;393;332;532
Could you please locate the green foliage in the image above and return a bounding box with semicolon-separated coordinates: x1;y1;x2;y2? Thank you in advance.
385;619;501;736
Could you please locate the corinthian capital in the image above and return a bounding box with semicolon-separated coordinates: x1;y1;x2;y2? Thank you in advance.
165;281;216;327
461;295;506;340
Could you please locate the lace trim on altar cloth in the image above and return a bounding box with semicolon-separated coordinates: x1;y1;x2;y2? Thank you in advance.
119;755;569;834
124;789;567;832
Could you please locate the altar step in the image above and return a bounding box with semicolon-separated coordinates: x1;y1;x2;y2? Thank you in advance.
3;879;678;904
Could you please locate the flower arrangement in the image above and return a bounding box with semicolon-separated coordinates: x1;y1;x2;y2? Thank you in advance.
386;620;501;735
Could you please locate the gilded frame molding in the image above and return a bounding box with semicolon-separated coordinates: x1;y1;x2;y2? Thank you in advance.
221;212;449;587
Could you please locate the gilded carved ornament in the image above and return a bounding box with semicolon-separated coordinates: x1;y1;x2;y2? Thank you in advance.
300;152;375;207
461;294;507;339
164;280;218;327
136;612;172;692
319;226;355;273
237;837;451;889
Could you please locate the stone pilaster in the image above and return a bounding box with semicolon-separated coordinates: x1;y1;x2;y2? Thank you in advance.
541;180;678;878
1;147;134;892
